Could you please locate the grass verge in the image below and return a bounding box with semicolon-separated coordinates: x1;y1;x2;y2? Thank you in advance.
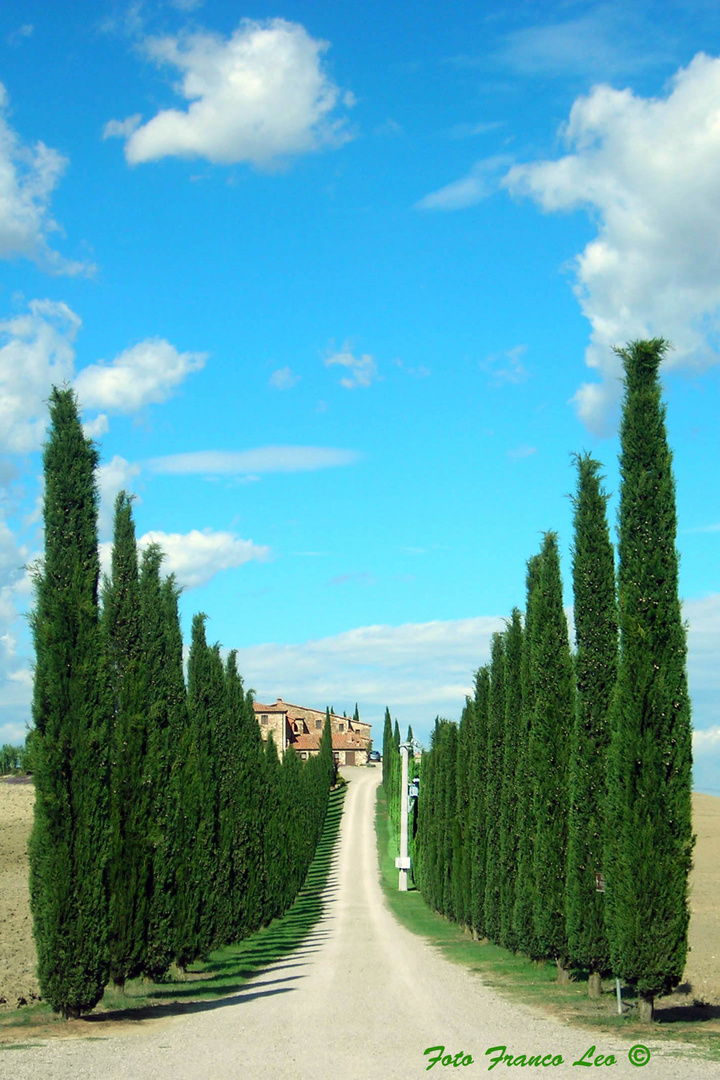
375;784;720;1062
0;784;345;1046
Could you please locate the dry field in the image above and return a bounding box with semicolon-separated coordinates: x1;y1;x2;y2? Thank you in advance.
1;778;719;1011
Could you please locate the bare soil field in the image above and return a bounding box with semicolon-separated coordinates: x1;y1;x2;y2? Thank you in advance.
1;777;719;1011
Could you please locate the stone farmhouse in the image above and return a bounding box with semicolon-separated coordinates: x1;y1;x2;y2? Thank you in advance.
253;698;372;766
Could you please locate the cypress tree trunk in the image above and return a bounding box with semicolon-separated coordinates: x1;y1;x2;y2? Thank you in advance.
484;633;505;943
605;339;694;1019
29;387;109;1019
529;534;574;974
566;455;617;996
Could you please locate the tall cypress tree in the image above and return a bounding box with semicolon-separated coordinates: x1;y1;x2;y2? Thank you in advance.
566;455;617;996
470;666;490;939
226;654;265;938
499;608;523;951
513;555;541;958
102;492;148;988
530;533;575;978
605;339;694;1022
484;632;505;943
29;386;109;1018
141;548;183;980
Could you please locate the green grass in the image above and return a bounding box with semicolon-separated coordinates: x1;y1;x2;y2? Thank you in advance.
0;785;345;1042
374;784;720;1062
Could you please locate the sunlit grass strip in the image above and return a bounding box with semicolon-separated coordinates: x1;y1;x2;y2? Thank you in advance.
375;785;720;1061
0;785;345;1037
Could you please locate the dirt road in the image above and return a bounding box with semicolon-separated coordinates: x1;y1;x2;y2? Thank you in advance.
2;768;718;1079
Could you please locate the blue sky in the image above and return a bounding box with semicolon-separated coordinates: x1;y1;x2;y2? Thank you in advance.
0;0;718;792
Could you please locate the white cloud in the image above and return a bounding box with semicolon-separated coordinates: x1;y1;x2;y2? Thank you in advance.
325;345;378;388
447;121;503;139
96;455;142;539
502;52;720;433
482;344;529;386
0;299;80;453
415;155;513;211
0;83;90;274
83;413;109;439
496;6;670;80
109;18;353;167
231;615;507;745
269;366;300;390
507;444;537;459
102;114;142;140
74;337;207;413
138;528;270;588
147;446;361;475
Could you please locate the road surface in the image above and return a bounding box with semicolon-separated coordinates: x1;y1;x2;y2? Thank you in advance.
2;766;716;1079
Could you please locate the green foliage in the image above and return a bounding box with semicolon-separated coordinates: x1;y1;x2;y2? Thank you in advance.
484;632;505;942
499;608;523;951
513;555;541;958
103;492;149;988
566;455;617;978
605;339;694;1001
28;386;110;1019
0;743;22;774
529;532;574;964
470;667;490;938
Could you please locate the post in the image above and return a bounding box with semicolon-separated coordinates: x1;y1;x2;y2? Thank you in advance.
398;742;410;891
616;978;623;1015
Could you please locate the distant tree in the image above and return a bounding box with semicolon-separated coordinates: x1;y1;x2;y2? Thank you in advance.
513;555;542;958
28;386;110;1019
470;667;490;939
605;339;694;1022
484;632;506;943
499;608;523;951
566;455;617;996
353;703;360;724
530;533;575;979
0;744;21;774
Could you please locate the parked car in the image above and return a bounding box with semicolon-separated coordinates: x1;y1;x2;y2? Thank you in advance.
368;750;381;762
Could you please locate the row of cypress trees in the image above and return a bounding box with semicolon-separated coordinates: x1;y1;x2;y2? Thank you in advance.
29;386;335;1019
413;340;694;1021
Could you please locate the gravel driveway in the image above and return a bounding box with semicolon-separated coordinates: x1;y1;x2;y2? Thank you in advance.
2;766;717;1080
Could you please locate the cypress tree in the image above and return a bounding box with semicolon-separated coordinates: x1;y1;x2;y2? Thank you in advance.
453;702;472;928
499;608;523;951
262;731;284;923
470;666;490;939
226;655;265;938
208;642;233;948
566;455;617;995
512;554;542;958
28;386;109;1018
605;339;694;1022
484;632;505;943
102;492;148;988
440;721;458;918
141;549;184;980
530;533;575;978
175;613;216;965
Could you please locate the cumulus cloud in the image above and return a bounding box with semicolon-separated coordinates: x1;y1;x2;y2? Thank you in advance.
147;446;360;475
138;528;270;588
0;299;80;453
502;52;720;433
0;507;34;743
0;82;90;273
231;615;507;744
269;366;300;390
415;155;513;211
74;337;207;413
324;345;379;389
108;18;353;167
